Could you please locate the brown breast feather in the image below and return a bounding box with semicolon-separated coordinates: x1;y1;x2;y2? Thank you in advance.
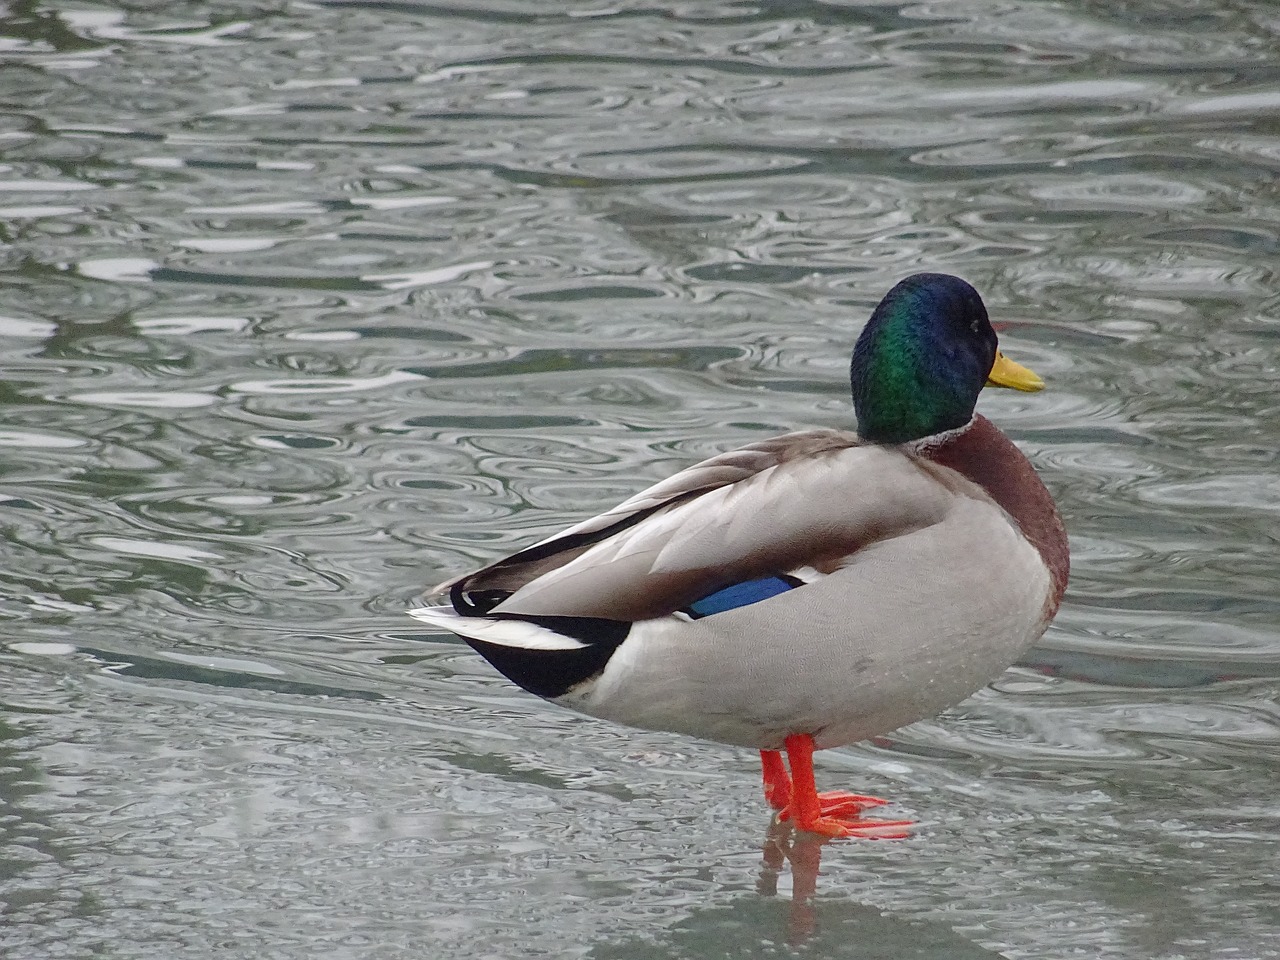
921;415;1070;615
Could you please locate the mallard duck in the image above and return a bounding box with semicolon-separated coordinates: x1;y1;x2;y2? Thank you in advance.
411;273;1069;838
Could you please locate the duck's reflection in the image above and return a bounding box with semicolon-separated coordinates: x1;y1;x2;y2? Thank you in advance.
591;817;1007;960
758;816;927;946
757;818;826;943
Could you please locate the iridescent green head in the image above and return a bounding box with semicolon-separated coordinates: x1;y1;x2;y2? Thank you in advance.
850;274;1042;444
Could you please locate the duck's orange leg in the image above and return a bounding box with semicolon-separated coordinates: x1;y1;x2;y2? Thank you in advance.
760;750;792;809
762;741;890;818
770;734;914;839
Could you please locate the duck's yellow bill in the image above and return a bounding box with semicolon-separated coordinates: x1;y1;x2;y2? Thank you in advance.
987;351;1044;392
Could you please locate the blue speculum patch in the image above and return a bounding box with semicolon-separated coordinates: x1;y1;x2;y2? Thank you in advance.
685;576;798;618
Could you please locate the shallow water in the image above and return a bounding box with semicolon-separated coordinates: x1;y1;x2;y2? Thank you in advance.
2;1;1279;957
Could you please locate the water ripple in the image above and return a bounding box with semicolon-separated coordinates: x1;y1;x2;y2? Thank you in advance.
4;1;1280;958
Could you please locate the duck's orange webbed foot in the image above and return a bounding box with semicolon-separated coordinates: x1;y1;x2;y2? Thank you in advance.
759;736;914;840
798;813;915;840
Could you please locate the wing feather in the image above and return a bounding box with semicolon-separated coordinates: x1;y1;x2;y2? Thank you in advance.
440;429;959;622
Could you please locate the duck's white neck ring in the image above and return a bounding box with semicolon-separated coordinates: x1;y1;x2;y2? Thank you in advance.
901;417;976;455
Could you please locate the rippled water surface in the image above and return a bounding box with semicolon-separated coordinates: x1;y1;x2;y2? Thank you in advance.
3;1;1279;957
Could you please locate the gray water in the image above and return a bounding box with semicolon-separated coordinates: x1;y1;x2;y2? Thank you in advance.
2;2;1278;958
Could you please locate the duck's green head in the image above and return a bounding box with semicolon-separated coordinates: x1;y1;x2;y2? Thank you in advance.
850;273;1043;444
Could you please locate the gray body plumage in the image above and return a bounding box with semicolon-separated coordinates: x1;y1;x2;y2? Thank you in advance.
411;426;1055;751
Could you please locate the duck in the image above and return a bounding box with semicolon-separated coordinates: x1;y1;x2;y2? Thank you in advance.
411;273;1069;839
